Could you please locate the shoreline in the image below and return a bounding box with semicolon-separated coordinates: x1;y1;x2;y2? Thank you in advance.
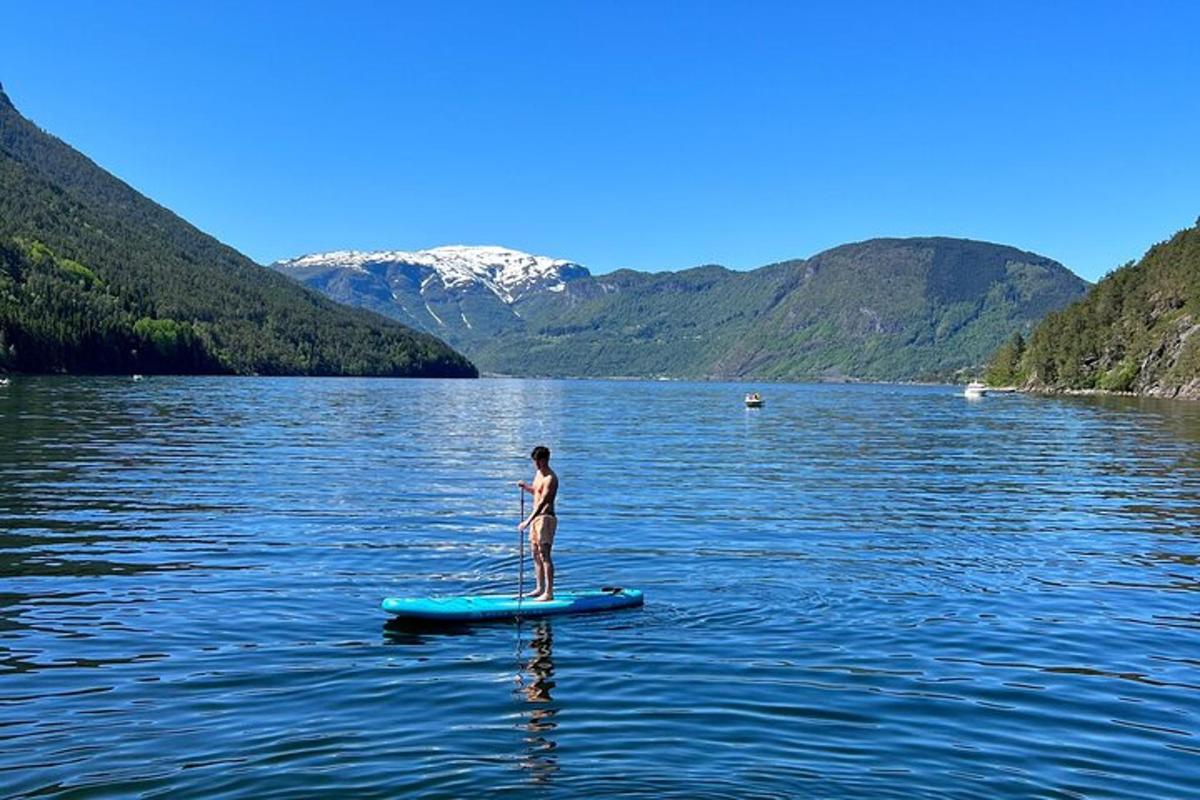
1011;385;1200;402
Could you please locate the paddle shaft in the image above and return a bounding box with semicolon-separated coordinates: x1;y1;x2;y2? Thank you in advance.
519;488;525;601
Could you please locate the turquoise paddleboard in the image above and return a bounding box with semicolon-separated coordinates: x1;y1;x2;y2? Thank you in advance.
382;587;644;622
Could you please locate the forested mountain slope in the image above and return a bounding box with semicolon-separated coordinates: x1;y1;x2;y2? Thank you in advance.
987;219;1200;398
279;238;1088;381
0;83;475;377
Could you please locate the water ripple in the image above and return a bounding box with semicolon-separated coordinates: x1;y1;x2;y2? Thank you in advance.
1;378;1200;797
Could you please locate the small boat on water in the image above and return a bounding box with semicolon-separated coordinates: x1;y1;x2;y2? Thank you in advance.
964;380;987;398
744;392;764;407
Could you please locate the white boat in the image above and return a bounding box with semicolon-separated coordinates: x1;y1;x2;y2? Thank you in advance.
744;392;764;407
964;380;987;398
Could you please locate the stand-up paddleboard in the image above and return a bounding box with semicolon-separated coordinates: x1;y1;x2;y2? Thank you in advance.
382;587;643;623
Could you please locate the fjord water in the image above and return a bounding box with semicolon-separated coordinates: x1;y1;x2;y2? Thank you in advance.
2;378;1199;799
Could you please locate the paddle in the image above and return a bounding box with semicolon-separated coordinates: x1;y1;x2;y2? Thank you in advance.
519;486;525;605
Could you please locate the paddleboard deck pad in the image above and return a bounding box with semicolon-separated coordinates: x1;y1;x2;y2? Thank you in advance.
382;587;643;622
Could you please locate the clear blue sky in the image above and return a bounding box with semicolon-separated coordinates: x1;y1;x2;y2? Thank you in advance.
2;1;1197;281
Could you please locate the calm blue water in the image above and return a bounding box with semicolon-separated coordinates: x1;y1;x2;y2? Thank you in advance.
2;377;1199;798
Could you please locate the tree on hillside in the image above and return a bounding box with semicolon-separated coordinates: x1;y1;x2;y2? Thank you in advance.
984;332;1025;386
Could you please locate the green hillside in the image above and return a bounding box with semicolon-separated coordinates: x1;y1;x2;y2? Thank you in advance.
0;83;476;377
281;237;1088;381
478;239;1087;380
470;264;792;377
987;219;1200;398
725;237;1088;381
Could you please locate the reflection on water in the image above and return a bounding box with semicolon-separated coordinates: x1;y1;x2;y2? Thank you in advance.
381;618;561;785
1;377;1200;798
517;621;558;784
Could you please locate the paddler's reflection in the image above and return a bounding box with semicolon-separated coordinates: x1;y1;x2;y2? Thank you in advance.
517;620;558;782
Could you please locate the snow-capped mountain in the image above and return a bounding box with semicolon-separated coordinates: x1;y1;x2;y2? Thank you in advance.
271;245;601;352
274;245;590;305
273;238;1089;381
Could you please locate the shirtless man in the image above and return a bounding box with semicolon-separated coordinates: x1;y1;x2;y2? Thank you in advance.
517;445;558;601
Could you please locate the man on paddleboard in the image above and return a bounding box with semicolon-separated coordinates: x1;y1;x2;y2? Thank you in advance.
518;445;558;601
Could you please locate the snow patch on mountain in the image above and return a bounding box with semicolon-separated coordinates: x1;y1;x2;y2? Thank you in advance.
275;245;588;304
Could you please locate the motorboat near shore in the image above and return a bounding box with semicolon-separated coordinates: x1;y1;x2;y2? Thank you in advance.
964;380;987;397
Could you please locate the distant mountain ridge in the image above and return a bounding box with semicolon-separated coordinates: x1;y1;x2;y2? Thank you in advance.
275;246;593;340
0;82;476;377
280;246;589;303
275;238;1090;380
